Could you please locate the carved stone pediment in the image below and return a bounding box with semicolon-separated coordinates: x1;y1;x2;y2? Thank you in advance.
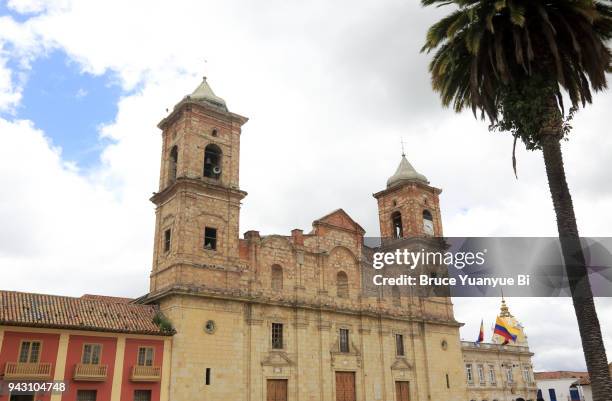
261;350;294;367
329;340;362;368
391;358;412;371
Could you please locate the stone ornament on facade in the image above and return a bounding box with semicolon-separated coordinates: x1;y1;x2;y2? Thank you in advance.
204;320;216;334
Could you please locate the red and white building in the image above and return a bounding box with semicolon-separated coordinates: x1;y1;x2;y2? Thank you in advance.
0;291;172;401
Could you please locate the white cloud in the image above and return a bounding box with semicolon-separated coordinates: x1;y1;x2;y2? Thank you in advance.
0;56;21;111
74;87;86;98
0;117;153;295
7;0;49;14
0;0;611;371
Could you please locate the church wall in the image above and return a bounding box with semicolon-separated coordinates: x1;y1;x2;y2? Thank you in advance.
160;294;247;401
152;216;473;400
421;323;467;401
158;291;471;401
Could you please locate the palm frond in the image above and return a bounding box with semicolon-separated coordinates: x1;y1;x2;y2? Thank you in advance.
421;0;611;122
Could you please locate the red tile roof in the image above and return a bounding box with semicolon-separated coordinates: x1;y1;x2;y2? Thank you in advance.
534;371;589;380
0;290;172;336
81;294;133;304
575;376;591;385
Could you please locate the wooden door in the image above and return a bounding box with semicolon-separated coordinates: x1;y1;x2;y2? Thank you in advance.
335;371;356;401
267;379;288;401
395;381;410;401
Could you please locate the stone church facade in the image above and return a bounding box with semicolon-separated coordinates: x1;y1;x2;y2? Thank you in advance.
140;77;536;401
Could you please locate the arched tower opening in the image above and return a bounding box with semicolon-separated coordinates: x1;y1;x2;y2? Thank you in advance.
271;264;283;291
423;209;434;235
337;271;348;298
204;144;222;179
169;145;178;183
391;211;403;238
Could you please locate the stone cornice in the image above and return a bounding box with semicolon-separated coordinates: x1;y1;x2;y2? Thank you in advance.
461;341;534;356
158;98;248;130
142;285;463;328
150;177;247;205
372;181;442;199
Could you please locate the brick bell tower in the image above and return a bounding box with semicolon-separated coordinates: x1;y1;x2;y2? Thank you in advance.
149;77;248;293
373;152;443;239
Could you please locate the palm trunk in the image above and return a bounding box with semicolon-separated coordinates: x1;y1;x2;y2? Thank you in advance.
541;137;612;401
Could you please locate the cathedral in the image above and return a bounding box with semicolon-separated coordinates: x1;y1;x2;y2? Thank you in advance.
142;77;538;401
0;77;537;401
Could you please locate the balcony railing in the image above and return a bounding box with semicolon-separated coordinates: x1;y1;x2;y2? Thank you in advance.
130;365;161;382
461;341;531;354
3;362;53;380
73;364;108;381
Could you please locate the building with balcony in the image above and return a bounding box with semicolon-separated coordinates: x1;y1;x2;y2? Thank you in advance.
0;291;172;401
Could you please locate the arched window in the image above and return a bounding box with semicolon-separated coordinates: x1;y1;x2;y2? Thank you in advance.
391;211;403;238
169;145;178;183
203;144;222;179
271;265;283;291
392;285;401;307
423;210;434;235
337;271;348;298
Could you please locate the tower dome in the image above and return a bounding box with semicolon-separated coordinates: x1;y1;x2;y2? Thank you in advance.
187;76;228;111
386;155;429;187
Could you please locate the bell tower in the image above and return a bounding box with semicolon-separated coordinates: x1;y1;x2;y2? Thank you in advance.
149;77;248;293
373;153;443;239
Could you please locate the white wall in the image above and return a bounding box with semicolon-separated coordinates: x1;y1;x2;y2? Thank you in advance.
536;378;581;401
579;385;593;401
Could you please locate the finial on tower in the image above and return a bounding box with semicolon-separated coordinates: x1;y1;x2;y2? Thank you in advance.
400;138;406;157
499;293;513;318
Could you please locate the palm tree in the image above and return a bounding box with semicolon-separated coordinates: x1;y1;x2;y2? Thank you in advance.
420;0;612;399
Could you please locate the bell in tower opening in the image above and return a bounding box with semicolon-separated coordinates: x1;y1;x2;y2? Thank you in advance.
203;143;222;179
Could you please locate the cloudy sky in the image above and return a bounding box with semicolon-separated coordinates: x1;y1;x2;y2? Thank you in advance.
1;0;611;372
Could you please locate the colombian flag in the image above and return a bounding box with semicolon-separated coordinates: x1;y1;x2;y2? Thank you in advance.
494;316;519;344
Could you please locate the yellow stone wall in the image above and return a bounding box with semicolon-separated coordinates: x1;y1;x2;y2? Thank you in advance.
157;293;470;401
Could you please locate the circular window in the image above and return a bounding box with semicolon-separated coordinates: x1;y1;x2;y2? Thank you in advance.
205;320;216;334
441;339;448;350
